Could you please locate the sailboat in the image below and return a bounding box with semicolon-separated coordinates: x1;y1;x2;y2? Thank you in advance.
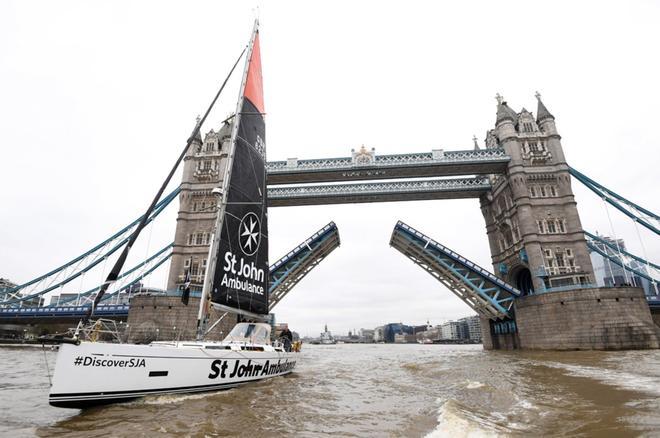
47;20;298;409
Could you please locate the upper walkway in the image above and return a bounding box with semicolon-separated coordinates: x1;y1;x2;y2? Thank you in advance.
266;148;509;184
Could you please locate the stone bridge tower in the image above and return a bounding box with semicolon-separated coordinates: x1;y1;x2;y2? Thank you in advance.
480;94;594;294
166;120;233;293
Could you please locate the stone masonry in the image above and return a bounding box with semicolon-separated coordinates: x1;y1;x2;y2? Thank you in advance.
166;120;233;294
126;295;236;343
480;94;594;294
482;287;660;350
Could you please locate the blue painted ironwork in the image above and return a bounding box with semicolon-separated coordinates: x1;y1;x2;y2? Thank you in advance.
269;222;340;310
390;221;521;320
569;167;659;235
493;319;517;334
0;305;130;320
3;244;174;307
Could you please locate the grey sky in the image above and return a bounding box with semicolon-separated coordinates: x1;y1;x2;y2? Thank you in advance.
1;1;658;337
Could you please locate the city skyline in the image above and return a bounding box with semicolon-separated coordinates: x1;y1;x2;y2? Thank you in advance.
1;1;659;335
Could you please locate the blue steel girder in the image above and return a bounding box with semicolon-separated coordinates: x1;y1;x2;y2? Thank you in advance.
0;305;129;321
268;222;340;310
390;221;521;320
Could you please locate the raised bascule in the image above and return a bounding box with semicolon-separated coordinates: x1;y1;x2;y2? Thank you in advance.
2;95;659;350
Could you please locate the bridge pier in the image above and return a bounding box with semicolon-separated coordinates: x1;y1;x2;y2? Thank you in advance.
482;287;660;350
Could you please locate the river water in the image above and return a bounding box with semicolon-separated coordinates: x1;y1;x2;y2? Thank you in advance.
1;344;659;437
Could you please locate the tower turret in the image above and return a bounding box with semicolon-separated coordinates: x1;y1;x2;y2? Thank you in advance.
535;92;558;137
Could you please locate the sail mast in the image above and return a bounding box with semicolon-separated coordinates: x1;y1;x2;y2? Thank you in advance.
196;20;262;340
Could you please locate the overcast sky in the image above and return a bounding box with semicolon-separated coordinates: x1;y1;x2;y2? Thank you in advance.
1;1;658;336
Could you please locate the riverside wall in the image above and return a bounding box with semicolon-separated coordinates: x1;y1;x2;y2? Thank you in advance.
482;287;660;350
126;295;237;343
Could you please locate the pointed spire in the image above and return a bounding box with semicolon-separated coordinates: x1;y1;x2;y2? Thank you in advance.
535;91;554;122
495;94;517;124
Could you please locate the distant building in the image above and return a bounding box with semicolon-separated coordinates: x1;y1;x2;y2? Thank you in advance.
394;333;407;343
458;315;482;342
383;323;413;343
360;328;374;343
440;321;462;340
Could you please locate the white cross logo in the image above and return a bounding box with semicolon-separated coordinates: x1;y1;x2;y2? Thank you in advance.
239;212;261;256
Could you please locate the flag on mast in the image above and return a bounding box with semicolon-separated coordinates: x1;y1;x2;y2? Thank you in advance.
181;259;192;306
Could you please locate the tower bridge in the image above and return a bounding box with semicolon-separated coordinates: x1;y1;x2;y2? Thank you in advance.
3;94;659;350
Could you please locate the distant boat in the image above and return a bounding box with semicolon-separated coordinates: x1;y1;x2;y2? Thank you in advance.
47;20;299;408
319;324;337;345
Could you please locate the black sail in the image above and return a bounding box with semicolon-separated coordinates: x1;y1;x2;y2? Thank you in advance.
210;26;268;316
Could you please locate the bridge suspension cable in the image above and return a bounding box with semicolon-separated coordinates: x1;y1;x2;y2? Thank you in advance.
4;244;174;308
0;188;180;306
569;166;659;235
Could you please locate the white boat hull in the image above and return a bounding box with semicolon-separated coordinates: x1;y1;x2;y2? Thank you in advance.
49;341;298;408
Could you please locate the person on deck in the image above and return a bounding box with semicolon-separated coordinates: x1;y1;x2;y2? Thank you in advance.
280;326;293;352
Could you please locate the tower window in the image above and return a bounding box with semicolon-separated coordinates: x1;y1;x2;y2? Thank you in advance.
547;220;556;234
550;186;557;197
190;260;200;277
537;220;545;234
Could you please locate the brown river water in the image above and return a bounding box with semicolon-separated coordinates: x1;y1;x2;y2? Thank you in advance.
1;344;659;437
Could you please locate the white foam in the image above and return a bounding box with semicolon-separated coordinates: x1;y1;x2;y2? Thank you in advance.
141;390;228;405
465;380;485;389
425;400;504;438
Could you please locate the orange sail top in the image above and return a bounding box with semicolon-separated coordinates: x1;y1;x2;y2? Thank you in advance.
243;32;264;114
